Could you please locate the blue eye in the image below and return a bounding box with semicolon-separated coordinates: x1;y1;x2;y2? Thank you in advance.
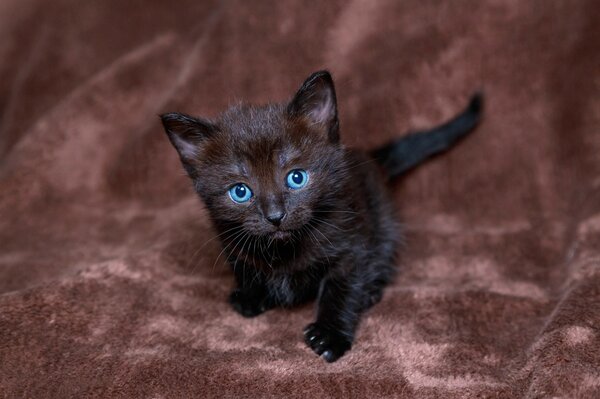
228;183;253;203
286;169;308;189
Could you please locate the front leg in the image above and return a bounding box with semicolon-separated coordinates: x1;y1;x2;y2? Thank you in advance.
229;263;276;318
304;271;363;362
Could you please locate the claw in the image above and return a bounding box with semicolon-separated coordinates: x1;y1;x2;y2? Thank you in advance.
303;322;351;362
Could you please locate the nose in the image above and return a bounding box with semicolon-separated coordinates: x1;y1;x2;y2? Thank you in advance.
266;211;286;226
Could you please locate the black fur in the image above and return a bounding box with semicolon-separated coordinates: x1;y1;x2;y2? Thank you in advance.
161;71;481;362
372;93;482;178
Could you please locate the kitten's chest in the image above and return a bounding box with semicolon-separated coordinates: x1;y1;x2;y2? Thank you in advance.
266;267;323;306
268;274;295;305
251;238;330;305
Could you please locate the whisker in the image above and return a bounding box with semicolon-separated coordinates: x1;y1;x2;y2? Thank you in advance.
234;232;253;287
313;210;359;215
304;223;331;266
311;217;348;232
258;236;273;270
245;235;262;287
186;225;243;275
211;229;247;272
243;234;254;268
308;221;335;248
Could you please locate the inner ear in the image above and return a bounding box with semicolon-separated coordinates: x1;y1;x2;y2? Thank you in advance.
287;70;339;143
160;112;218;164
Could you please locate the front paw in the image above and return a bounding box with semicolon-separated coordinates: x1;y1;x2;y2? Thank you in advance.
229;289;271;318
303;322;352;362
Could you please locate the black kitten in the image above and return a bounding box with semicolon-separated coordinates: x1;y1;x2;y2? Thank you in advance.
161;71;481;362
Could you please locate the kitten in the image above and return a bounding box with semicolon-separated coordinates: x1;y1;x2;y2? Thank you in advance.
161;71;481;362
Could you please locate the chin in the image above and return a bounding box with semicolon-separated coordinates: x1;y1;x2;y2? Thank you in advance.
271;230;293;241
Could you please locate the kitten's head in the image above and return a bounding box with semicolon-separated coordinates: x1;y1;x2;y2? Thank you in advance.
161;71;348;240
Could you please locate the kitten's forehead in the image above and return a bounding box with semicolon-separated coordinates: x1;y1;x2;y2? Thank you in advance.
219;103;287;139
233;136;301;178
216;103;306;165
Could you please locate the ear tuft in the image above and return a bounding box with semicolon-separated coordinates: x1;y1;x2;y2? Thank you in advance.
160;113;217;163
287;70;339;142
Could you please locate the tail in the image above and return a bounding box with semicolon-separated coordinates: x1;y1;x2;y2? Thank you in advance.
372;93;483;179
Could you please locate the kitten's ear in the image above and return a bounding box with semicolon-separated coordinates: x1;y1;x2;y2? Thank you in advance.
287;70;340;142
160;112;217;165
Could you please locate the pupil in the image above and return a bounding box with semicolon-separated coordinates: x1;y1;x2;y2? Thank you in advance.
236;186;245;197
293;172;302;184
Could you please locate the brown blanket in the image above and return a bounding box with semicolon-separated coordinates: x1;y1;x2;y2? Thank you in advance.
1;1;599;397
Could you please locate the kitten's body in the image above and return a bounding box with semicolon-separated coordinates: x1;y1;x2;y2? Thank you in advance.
161;71;481;362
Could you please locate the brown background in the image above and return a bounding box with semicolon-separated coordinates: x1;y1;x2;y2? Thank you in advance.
1;0;599;397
